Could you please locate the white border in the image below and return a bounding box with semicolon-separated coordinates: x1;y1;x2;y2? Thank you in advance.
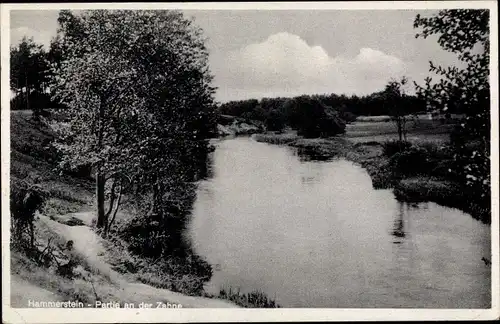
1;2;498;322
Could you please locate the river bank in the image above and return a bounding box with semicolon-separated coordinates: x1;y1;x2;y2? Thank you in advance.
189;136;491;308
10;111;276;308
253;133;490;224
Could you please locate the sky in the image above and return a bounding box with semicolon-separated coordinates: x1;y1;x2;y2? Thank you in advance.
9;9;461;103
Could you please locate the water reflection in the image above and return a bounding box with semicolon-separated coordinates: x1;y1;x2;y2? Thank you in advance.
295;146;335;162
189;137;491;308
392;202;407;243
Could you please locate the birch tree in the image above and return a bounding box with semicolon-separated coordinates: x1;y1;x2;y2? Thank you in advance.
52;10;216;236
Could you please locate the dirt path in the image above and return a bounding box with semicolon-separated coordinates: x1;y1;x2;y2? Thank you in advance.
34;213;238;308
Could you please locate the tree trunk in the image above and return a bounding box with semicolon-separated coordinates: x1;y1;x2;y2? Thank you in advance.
96;96;106;230
397;118;403;142
96;169;106;229
25;73;30;112
29;221;35;249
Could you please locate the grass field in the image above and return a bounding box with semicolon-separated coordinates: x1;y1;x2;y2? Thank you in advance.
344;118;455;144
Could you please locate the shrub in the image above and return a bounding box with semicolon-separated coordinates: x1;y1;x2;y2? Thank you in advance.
10;178;48;250
121;214;187;258
340;111;358;123
418;141;452;159
393;177;490;223
218;287;280;308
389;146;430;176
253;133;298;145
382;140;413;157
134;251;213;296
393;177;460;203
430;159;460;179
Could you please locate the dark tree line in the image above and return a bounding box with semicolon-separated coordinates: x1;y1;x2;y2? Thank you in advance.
217;88;426;137
10;37;65;116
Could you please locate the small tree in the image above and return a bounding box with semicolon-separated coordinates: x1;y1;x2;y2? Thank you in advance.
10;178;47;250
383;77;411;142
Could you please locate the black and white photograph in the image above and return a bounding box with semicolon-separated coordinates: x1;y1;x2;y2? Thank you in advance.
1;1;498;322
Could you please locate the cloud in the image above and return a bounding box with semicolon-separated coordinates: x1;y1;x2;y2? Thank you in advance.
10;27;54;49
215;32;408;101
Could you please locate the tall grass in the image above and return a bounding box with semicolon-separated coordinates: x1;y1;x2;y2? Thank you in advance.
218;286;280;308
253;133;298;145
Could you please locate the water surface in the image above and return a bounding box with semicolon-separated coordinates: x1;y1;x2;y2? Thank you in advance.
188;137;491;308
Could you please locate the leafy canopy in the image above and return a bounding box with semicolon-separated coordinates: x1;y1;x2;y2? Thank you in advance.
414;9;490;203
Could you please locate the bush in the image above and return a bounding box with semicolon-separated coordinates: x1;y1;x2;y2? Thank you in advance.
121;214;187;258
418;141;452;159
135;252;213;296
218;287;280;308
253;133;298;145
340;111;358;124
10;178;48;250
393;177;460;203
430;159;459;179
393;177;490;223
389;146;431;176
382;140;413;157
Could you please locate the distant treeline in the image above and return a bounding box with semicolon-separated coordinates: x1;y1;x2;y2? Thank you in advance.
217;91;430;137
10;36;66;114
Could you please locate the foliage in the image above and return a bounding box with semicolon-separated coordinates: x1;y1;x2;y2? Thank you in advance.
10;38;49;92
218;287;280;308
219;99;259;118
265;109;287;132
134;252;213;296
340;110;358;124
389;146;431;176
10;37;51;115
394;177;489;223
382;140;413;157
385;140;457;179
10;92;61;111
51;10;217;241
253;133;299;145
382;76;415;141
120;181;196;257
414;9;490;210
283;95;346;137
10;178;47;250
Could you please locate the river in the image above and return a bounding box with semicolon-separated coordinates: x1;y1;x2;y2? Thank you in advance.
187;137;491;308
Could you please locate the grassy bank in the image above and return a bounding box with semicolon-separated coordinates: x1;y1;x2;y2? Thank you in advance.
253;132;490;224
217;287;280;308
10;111;277;308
